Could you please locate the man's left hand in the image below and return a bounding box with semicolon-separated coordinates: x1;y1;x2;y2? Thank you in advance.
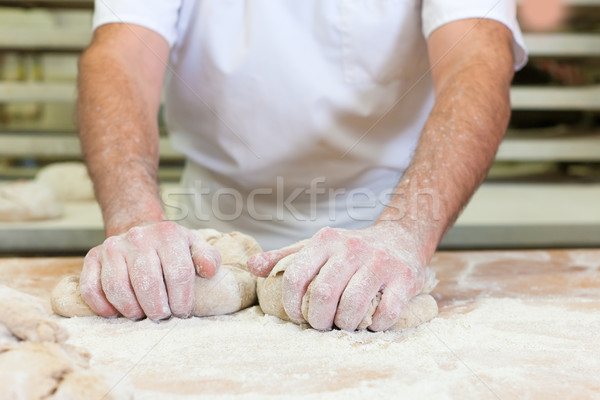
248;223;430;331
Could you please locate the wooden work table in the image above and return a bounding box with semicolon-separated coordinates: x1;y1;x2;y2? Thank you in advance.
1;249;599;399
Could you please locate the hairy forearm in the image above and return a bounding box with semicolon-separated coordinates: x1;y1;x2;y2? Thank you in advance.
77;28;167;236
378;62;513;261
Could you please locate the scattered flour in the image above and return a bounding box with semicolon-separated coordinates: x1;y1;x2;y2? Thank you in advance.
56;296;600;399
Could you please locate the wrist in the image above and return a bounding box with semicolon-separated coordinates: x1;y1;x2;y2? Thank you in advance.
103;197;166;237
372;218;442;267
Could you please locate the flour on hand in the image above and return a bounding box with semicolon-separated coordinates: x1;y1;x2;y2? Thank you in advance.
258;253;439;331
52;229;262;318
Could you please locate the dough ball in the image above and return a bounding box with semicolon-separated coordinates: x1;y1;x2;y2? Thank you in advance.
258;253;439;331
197;229;263;268
257;255;295;323
192;265;257;317
36;162;95;202
0;180;62;221
51;275;95;318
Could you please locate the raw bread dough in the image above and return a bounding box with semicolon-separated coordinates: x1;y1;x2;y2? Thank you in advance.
0;180;62;221
0;341;132;400
0;342;83;399
0;285;68;343
258;253;439;331
0;286;132;399
52;229;262;318
36;162;95;202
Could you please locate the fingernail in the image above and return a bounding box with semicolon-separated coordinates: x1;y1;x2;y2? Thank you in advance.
205;253;216;266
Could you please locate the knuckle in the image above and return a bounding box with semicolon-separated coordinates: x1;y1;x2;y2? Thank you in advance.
371;251;392;274
346;237;365;250
383;306;401;322
311;283;334;303
169;265;194;284
85;245;101;261
126;226;146;246
316;226;338;241
282;272;302;292
102;279;128;301
401;267;414;281
159;221;180;235
374;249;391;264
130;271;153;293
102;236;121;252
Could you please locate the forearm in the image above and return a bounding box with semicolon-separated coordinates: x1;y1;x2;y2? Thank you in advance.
378;62;513;262
77;26;168;236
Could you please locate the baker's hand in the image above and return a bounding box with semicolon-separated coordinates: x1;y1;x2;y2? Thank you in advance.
80;221;221;320
248;223;429;331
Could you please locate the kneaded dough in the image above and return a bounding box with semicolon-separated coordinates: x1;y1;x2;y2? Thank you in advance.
0;342;81;400
0;341;131;400
36;162;95;202
0;180;62;222
0;285;68;343
52;229;262;318
0;286;131;399
258;253;439;331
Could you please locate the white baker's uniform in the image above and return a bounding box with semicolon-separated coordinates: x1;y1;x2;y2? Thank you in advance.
93;1;527;250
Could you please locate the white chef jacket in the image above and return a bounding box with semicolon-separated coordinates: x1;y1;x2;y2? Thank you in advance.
93;1;527;250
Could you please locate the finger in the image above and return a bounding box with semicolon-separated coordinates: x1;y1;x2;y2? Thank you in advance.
189;231;221;278
247;241;306;277
334;259;387;331
126;249;171;321
100;238;144;320
282;228;337;322
304;237;367;330
80;246;119;317
368;281;410;332
157;241;195;318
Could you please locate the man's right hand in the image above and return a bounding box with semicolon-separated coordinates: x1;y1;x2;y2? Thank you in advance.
80;221;221;320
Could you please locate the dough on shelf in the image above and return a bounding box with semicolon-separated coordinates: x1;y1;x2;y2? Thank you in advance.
52;229;262;318
0;180;62;222
36;162;95;202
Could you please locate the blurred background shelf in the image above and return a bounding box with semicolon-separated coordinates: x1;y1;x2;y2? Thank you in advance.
0;82;76;102
0;1;92;9
0;131;182;160
511;86;600;110
497;129;600;161
524;33;600;57
0;27;90;51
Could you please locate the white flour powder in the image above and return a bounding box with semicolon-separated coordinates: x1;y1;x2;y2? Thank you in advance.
56;296;600;399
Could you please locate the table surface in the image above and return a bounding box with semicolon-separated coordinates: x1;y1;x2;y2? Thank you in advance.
2;249;600;399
